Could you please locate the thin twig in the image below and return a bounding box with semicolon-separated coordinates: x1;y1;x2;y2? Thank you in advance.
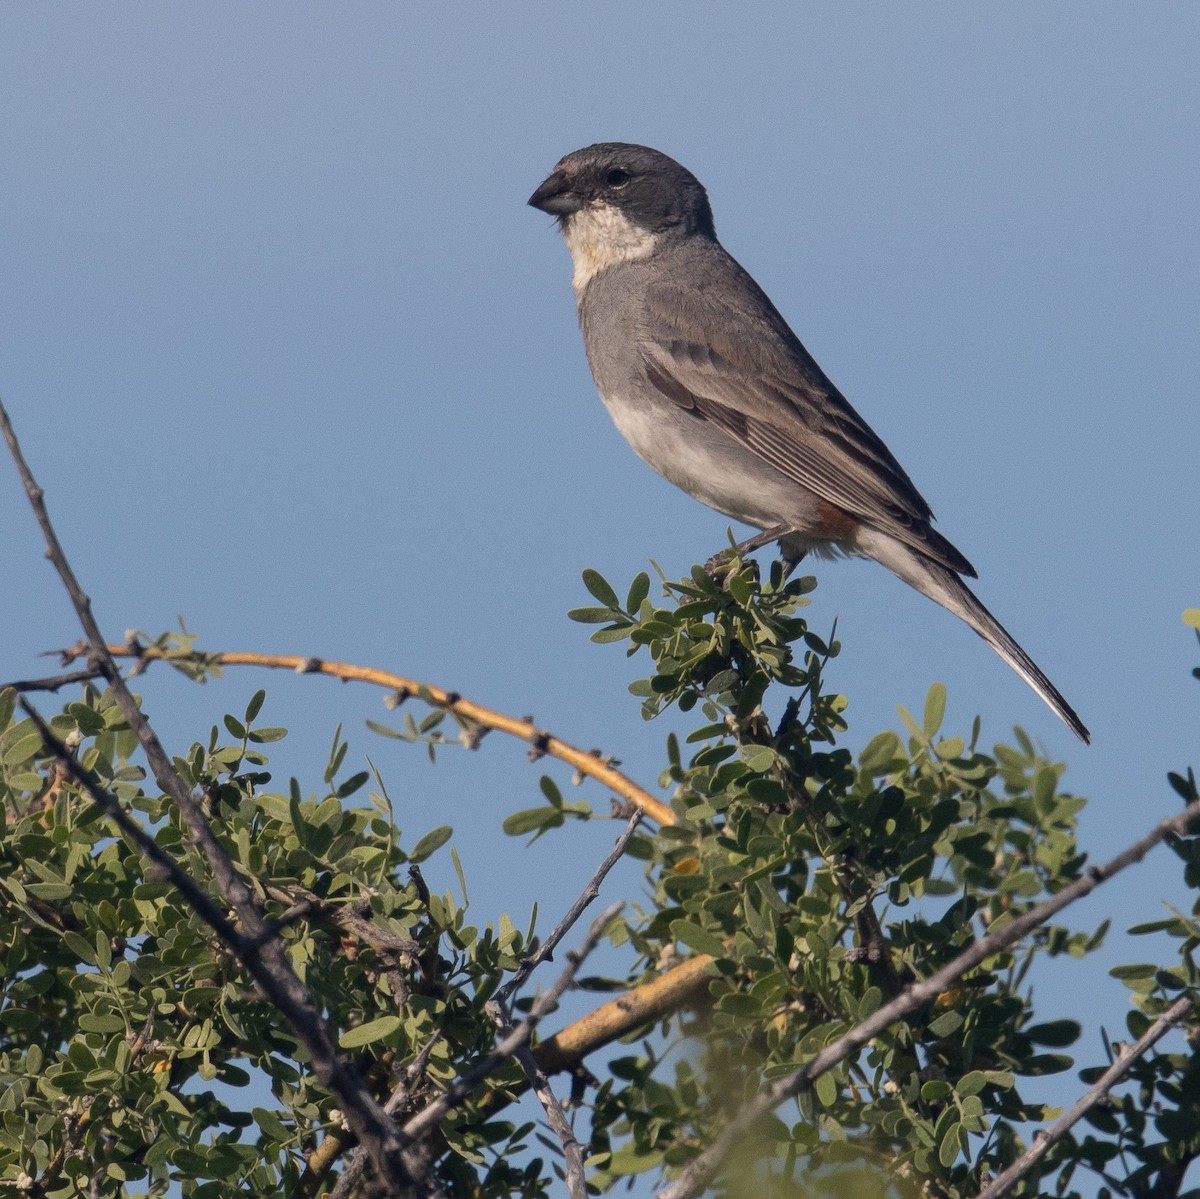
45;642;676;825
0;667;105;693
400;902;624;1145
496;809;642;1009
975;994;1194;1199
656;798;1200;1199
478;817;642;1198
1;399;420;1194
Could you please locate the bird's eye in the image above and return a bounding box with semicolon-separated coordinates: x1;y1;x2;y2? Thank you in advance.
605;168;630;188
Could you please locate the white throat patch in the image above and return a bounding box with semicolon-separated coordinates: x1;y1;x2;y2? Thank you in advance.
561;202;658;292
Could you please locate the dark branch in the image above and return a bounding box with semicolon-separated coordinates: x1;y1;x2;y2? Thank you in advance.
480;815;641;1198
0;667;104;693
496;808;642;1010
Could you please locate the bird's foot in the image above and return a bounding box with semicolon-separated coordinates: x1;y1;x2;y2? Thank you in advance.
705;524;794;578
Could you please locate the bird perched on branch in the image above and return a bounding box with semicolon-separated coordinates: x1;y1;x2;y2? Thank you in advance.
529;141;1088;743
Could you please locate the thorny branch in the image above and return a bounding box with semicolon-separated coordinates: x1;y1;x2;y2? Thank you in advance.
656;797;1200;1199
39;642;675;825
482;814;643;1199
496;808;642;1009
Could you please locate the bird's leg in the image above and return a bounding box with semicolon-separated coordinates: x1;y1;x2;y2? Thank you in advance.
705;524;795;576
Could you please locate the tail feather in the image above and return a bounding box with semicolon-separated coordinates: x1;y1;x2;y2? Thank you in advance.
855;529;1090;744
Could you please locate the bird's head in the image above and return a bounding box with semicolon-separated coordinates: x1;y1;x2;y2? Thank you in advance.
529;143;715;289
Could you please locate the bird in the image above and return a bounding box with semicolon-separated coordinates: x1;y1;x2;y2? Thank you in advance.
528;142;1089;744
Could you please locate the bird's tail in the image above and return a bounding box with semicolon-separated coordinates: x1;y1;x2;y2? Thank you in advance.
856;530;1090;744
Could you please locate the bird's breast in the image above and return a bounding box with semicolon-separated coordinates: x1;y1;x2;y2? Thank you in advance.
596;383;840;543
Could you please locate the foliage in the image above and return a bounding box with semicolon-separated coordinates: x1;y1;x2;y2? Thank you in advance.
0;562;1197;1198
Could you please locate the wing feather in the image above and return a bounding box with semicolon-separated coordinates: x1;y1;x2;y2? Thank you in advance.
642;275;976;577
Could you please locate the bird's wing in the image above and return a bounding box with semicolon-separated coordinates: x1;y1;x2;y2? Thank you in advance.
641;270;976;578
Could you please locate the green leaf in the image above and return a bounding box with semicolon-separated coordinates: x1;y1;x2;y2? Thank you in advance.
582;568;620;610
503;807;561;837
410;825;453;863
26;882;74;901
336;770;369;798
339;1015;403;1048
1025;1019;1081;1047
813;1071;838;1107
938;1120;963;1167
672;920;726;957
568;606;623;624
244;689;266;724
1109;963;1157;980
591;625;633;644
626;572;650;612
4;731;44;766
539;775;564;808
248;726;288;743
927;1010;963;1038
224;713;247;739
923;683;946;737
742;746;778;773
957;1071;987;1097
253;1107;291;1142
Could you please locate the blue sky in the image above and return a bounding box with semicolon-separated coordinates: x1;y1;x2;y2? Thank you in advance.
2;5;1198;1193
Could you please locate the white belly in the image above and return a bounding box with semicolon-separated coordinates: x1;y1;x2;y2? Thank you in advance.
600;388;832;540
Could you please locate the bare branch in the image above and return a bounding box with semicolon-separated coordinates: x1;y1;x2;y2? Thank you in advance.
48;642;675;824
471;816;642;1198
501;1035;588;1199
656;798;1200;1199
975;994;1194;1199
0;667;105;693
1;400;420;1193
496;808;642;1010
401;902;624;1145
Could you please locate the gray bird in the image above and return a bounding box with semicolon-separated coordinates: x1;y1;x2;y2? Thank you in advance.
529;142;1089;743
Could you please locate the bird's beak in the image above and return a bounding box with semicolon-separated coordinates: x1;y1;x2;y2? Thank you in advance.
528;170;583;215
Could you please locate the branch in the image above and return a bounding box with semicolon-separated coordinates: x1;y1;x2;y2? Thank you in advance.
400;901;624;1145
496;808;643;1010
294;817;641;1196
656;798;1200;1199
46;642;676;825
1;400;421;1194
480;814;642;1199
492;1027;588;1199
0;667;108;693
532;952;714;1076
975;994;1194;1199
